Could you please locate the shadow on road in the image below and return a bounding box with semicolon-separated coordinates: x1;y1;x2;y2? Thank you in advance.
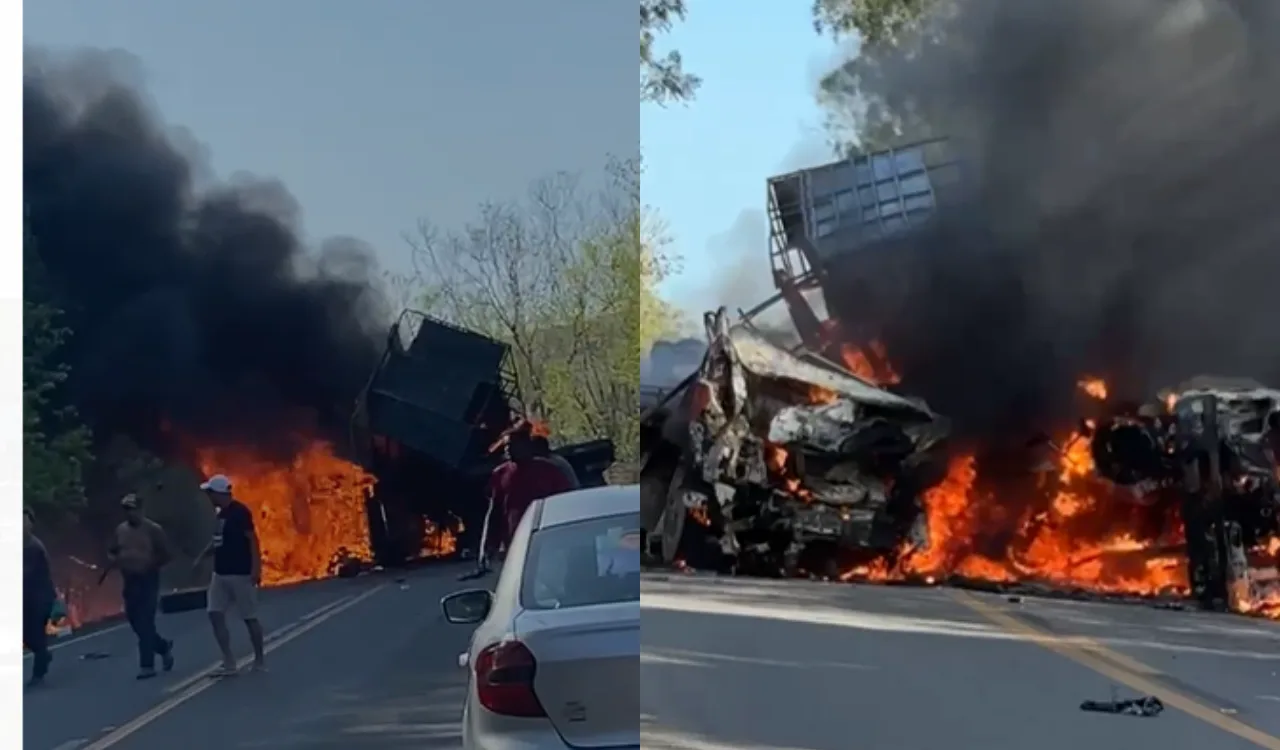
243;671;467;749
640;574;1280;750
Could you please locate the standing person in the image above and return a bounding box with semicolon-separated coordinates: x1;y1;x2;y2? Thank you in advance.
107;494;176;679
194;474;265;676
483;430;576;568
23;507;56;688
530;435;581;490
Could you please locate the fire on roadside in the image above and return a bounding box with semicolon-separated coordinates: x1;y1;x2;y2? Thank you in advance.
772;340;1280;620
421;518;461;558
197;440;375;586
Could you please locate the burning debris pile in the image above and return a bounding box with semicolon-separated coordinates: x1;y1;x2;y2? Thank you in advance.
1087;377;1280;614
641;314;1280;620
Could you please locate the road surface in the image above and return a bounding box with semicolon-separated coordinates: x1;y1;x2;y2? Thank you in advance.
642;573;1280;750
24;564;480;750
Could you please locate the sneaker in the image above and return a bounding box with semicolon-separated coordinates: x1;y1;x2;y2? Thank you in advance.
249;661;267;673
210;664;239;678
161;644;175;672
136;668;158;680
25;675;45;690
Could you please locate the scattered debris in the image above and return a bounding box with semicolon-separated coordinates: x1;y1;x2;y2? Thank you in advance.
1080;695;1164;717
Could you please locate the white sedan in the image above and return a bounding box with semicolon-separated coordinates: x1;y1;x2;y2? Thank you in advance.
441;483;640;750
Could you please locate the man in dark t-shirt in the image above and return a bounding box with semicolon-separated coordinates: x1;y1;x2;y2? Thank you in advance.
196;474;265;676
23;507;55;687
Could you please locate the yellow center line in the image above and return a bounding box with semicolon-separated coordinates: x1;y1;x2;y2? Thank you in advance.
948;589;1280;750
82;583;387;750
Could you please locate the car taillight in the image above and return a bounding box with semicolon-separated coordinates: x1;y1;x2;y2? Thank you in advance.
474;640;546;718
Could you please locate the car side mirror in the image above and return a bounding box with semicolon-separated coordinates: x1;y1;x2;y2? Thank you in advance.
441;589;493;624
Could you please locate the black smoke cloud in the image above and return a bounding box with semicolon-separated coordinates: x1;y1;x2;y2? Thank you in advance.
24;50;388;457
821;0;1280;440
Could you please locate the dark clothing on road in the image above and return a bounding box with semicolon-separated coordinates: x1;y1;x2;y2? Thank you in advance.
123;570;172;671
213;500;256;576
24;535;56;682
483;460;575;557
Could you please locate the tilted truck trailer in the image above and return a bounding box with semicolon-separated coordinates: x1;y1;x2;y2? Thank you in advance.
352;310;616;566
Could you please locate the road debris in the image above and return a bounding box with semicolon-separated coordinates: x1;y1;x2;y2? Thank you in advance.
1080;694;1164;717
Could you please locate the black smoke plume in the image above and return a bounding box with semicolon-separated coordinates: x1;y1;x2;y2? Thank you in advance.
24;50;388;459
822;0;1280;441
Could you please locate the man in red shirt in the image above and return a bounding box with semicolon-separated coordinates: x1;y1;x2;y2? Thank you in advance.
478;428;575;572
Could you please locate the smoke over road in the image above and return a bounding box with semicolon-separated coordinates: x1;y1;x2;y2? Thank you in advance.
819;0;1280;441
24;49;388;458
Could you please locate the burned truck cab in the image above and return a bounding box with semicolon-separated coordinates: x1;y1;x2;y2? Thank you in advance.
640;307;949;577
1090;377;1280;610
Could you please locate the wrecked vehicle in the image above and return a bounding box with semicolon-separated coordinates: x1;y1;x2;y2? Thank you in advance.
1088;376;1280;610
640;307;950;576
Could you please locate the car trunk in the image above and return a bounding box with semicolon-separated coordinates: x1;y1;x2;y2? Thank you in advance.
516;601;640;748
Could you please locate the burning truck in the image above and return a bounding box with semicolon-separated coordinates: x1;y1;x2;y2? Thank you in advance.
640;308;950;576
352;310;616;567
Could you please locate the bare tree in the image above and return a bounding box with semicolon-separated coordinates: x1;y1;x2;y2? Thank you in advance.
404;163;647;455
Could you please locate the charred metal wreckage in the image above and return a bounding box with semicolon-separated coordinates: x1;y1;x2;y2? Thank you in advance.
1088;376;1280;610
640;308;950;577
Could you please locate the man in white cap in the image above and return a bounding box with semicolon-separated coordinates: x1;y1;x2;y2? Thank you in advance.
194;474;265;676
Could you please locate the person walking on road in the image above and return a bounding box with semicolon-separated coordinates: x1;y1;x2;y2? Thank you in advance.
23;507;56;688
107;494;176;680
194;474;266;676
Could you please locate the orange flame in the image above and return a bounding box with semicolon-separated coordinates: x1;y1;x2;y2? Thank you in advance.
420;519;460;558
791;358;1278;620
197;440;374;586
837;340;901;384
1078;377;1108;400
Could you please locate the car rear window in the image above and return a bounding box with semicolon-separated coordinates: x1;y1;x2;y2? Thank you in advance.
520;511;640;610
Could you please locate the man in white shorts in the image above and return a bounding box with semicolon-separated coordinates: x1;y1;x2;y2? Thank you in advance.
195;474;265;676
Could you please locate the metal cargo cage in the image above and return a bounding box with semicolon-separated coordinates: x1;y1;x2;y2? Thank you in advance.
352;310;519;470
766;138;961;288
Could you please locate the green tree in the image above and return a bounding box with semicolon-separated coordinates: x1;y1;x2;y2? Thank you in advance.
641;0;701;104
24;224;93;518
811;0;950;152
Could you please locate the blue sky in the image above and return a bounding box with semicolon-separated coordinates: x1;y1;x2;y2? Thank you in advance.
24;0;637;279
642;2;845;309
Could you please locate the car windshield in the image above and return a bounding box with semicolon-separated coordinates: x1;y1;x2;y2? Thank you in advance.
520;510;640;610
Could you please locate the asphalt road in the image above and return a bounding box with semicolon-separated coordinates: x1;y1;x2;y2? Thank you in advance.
23;564;480;750
642;573;1280;750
